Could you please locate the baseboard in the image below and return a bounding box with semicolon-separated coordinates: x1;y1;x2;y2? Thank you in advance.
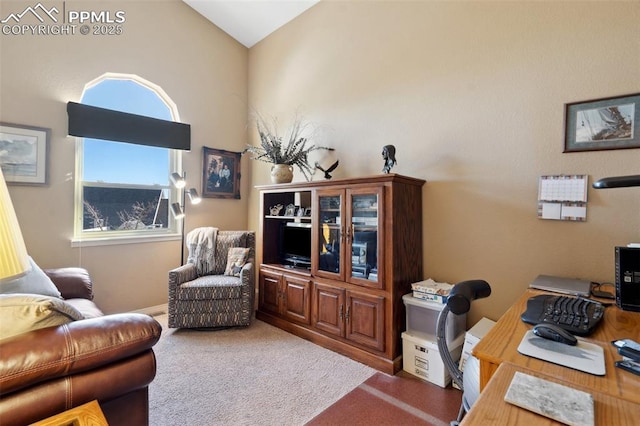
132;303;168;317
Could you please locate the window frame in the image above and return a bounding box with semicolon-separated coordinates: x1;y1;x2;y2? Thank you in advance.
71;73;183;246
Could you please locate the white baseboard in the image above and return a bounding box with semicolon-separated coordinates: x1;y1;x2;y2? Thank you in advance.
133;303;168;317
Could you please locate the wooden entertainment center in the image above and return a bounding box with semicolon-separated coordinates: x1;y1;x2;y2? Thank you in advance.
256;174;425;374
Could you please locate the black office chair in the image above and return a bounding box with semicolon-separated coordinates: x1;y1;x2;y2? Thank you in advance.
436;280;491;426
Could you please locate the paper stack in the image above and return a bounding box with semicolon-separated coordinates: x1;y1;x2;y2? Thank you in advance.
411;279;453;304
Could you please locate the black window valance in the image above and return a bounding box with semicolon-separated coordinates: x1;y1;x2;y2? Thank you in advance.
67;101;191;150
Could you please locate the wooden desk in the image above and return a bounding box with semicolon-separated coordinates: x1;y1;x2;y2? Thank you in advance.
472;289;640;404
461;363;640;425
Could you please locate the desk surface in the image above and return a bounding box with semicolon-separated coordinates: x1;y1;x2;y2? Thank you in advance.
461;362;640;426
472;289;640;404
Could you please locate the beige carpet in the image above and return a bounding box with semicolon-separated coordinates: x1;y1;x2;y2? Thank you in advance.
149;314;377;425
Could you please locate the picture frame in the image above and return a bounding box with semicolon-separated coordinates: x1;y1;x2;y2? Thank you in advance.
284;204;296;216
564;93;640;153
0;122;50;185
202;147;241;199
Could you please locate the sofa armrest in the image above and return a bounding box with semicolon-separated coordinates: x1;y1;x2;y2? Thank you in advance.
0;313;162;396
44;267;94;300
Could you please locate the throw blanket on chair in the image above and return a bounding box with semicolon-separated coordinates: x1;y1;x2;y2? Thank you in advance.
186;227;218;276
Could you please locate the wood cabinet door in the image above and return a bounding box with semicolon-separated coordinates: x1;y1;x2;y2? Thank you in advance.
346;186;384;289
313;189;345;281
312;282;345;337
259;270;282;315
346;291;385;352
282;274;311;325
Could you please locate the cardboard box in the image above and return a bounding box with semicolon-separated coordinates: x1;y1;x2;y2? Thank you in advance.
459;317;496;372
402;331;464;388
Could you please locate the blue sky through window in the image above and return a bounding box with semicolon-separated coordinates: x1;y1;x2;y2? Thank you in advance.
81;79;171;186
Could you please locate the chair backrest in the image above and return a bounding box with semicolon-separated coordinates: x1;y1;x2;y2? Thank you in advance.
210;231;255;275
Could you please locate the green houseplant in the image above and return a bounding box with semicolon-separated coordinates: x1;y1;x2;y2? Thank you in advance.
243;114;333;182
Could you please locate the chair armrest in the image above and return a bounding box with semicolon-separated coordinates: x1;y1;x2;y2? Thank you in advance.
0;313;162;395
168;263;197;289
44;267;94;300
239;262;254;289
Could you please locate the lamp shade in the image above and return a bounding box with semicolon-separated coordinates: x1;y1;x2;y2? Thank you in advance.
170;202;185;219
170;172;186;188
0;169;30;282
187;188;201;204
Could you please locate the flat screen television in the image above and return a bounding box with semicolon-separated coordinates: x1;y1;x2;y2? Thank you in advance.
281;223;312;268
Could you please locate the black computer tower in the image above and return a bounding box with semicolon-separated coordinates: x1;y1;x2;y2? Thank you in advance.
615;246;640;312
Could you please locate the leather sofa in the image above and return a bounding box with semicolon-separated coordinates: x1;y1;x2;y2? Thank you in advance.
0;267;162;425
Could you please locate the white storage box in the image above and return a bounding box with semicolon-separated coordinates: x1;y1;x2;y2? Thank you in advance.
459;317;496;372
402;331;464;388
403;294;465;345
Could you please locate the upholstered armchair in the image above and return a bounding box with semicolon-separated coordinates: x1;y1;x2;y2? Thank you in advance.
168;228;255;328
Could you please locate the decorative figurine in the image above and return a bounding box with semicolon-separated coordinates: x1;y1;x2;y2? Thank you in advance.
269;204;284;216
382;145;397;174
315;160;339;180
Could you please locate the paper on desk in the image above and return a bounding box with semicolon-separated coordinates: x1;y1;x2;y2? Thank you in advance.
504;371;594;426
517;330;605;375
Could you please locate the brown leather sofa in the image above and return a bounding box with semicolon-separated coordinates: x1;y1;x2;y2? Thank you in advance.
0;267;162;425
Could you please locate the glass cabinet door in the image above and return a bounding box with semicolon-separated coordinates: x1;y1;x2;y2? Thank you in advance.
347;189;382;287
316;191;343;277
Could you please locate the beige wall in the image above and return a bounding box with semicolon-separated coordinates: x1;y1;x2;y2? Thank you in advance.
2;1;639;323
248;1;640;324
0;1;249;313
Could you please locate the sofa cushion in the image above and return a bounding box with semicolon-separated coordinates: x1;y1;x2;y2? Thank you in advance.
0;257;62;298
0;293;84;340
43;267;94;300
224;247;250;277
65;298;105;319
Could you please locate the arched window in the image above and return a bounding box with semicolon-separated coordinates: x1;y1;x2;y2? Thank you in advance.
73;73;182;244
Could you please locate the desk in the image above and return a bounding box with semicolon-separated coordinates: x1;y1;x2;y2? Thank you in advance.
472;289;640;404
461;362;640;425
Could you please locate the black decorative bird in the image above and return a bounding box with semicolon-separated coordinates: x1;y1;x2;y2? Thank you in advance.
315;160;339;180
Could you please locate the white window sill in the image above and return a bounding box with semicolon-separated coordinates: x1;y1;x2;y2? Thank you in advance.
71;233;182;248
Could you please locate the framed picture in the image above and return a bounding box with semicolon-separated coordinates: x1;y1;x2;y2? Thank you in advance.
564;93;640;153
0;122;50;185
202;147;241;199
284;204;296;216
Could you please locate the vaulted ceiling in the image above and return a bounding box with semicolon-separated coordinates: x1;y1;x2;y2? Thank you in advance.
182;0;320;48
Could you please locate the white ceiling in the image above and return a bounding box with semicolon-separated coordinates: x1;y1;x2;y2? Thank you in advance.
182;0;320;48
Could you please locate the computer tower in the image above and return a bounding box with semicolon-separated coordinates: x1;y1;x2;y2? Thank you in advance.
615;246;640;312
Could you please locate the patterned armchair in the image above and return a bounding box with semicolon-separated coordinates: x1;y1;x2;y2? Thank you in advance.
168;229;255;328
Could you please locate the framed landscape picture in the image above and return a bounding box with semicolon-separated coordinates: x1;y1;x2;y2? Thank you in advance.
564;93;640;152
0;122;50;185
202;147;241;199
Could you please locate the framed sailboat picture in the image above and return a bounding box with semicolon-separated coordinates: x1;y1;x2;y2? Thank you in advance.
564;93;640;152
0;122;50;185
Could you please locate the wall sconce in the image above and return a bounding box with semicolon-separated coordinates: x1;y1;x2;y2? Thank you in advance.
170;172;201;264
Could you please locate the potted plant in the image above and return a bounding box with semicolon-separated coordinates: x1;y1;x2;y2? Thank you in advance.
243;114;333;183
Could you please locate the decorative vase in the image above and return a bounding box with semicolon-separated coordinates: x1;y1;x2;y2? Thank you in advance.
270;164;294;184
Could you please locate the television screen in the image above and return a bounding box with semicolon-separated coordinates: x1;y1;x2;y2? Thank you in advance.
281;224;312;266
